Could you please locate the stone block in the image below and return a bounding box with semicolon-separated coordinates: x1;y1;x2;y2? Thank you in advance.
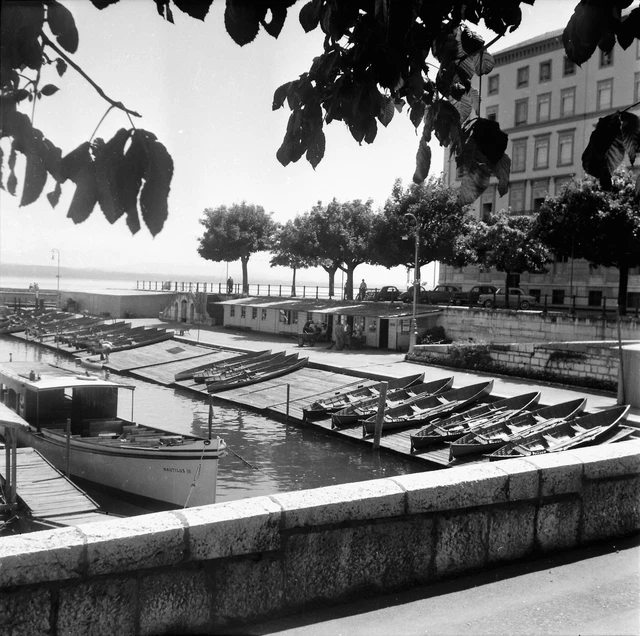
57;577;137;636
536;499;581;552
138;567;211;635
487;504;535;563
434;510;488;577
272;479;405;529
574;440;640;480
82;512;185;577
392;463;508;514
493;458;539;501
581;475;640;543
0;526;85;588
0;588;51;636
179;497;281;560
211;555;284;626
284;517;433;607
524;452;583;496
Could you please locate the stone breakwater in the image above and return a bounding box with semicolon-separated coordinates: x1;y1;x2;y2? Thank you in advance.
1;441;639;635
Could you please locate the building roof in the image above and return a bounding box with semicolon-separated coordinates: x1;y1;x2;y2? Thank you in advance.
494;28;563;57
219;296;440;319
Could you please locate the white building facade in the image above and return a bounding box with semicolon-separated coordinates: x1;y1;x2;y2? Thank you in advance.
441;31;640;310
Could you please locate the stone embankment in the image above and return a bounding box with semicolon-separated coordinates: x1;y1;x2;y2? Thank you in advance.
1;440;638;635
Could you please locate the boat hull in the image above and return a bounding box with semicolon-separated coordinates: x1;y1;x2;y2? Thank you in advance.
13;427;225;508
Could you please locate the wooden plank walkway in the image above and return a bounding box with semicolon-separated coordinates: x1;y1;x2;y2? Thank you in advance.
98;340;215;373
0;447;112;527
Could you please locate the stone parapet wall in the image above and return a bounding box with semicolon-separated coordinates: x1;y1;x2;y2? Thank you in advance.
436;307;640;343
1;442;639;635
408;341;622;391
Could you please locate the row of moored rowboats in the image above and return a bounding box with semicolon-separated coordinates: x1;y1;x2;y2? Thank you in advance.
302;373;633;461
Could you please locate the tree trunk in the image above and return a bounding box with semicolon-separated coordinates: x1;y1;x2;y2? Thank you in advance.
504;272;511;308
618;264;629;316
323;265;338;298
241;256;249;293
291;266;297;297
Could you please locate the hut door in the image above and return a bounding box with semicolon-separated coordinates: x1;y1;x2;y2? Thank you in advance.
378;319;389;349
180;299;188;322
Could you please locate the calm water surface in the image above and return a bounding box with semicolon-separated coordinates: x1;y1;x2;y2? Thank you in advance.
0;336;426;514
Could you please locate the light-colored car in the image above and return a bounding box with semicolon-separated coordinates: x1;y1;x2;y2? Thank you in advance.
478;287;537;310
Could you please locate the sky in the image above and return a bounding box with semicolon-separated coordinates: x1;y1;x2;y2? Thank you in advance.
0;0;582;287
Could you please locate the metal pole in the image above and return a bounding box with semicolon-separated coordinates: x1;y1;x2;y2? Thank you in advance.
372;382;388;450
208;396;213;440
404;213;419;352
286;384;290;422
65;418;71;477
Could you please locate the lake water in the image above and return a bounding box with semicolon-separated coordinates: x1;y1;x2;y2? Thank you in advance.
0;336;427;515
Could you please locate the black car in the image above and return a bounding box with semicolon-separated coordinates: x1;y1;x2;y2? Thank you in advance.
371;285;401;301
399;286;429;303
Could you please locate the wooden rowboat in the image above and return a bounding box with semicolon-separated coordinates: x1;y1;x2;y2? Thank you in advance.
206;353;308;392
197;351;285;384
303;373;425;420
486;405;630;460
409;390;540;451
362;380;494;436
448;397;587;459
174;349;272;382
331;377;454;428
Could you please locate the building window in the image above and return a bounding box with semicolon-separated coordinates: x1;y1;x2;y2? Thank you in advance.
486;105;498;121
509;182;525;213
599;48;614;67
534;135;550;169
488;74;499;95
481;187;495;221
240;306;246;319
539;60;552;82
251;307;257;320
261;308;267;320
554;175;573;194
635;72;640;103
588;290;603;307
292;311;299;325
563;56;576;76
560;87;575;117
515;98;528;126
552;289;566;305
517;66;529;87
512;138;527;172
279;310;289;324
230;307;235;317
536;93;551;123
531;178;549;211
557;131;575;166
597;78;613;110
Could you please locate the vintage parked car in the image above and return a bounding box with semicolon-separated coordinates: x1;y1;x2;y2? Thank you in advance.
464;284;499;305
425;284;463;304
371;285;401;301
399;286;430;303
478;287;537;310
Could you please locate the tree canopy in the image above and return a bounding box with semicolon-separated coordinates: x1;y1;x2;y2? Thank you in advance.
1;0;638;235
197;202;276;291
472;211;551;305
370;177;478;278
534;169;640;314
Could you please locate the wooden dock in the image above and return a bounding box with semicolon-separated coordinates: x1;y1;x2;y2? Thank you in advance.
15;332;486;469
0;447;113;528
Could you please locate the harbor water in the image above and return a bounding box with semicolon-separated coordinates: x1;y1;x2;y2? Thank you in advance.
0;336;426;515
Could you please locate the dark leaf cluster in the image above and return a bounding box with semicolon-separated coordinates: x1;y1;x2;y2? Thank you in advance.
1;0;174;235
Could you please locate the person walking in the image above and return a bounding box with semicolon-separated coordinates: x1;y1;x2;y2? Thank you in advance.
334;321;345;350
343;322;352;349
358;279;367;300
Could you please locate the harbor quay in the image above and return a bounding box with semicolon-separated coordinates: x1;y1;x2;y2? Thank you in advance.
1;318;639;634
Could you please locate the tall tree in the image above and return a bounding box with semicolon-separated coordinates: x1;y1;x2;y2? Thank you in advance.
270;217;319;296
370;177;478;284
2;1;637;232
306;199;377;300
198;202;276;293
534;169;640;315
473;211;551;307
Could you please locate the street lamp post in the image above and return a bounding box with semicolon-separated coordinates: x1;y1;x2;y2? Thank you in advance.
51;248;60;309
403;213;420;352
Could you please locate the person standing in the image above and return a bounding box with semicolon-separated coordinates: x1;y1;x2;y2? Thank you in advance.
334;321;345;350
358;279;367;300
227;277;234;293
343;322;352;349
